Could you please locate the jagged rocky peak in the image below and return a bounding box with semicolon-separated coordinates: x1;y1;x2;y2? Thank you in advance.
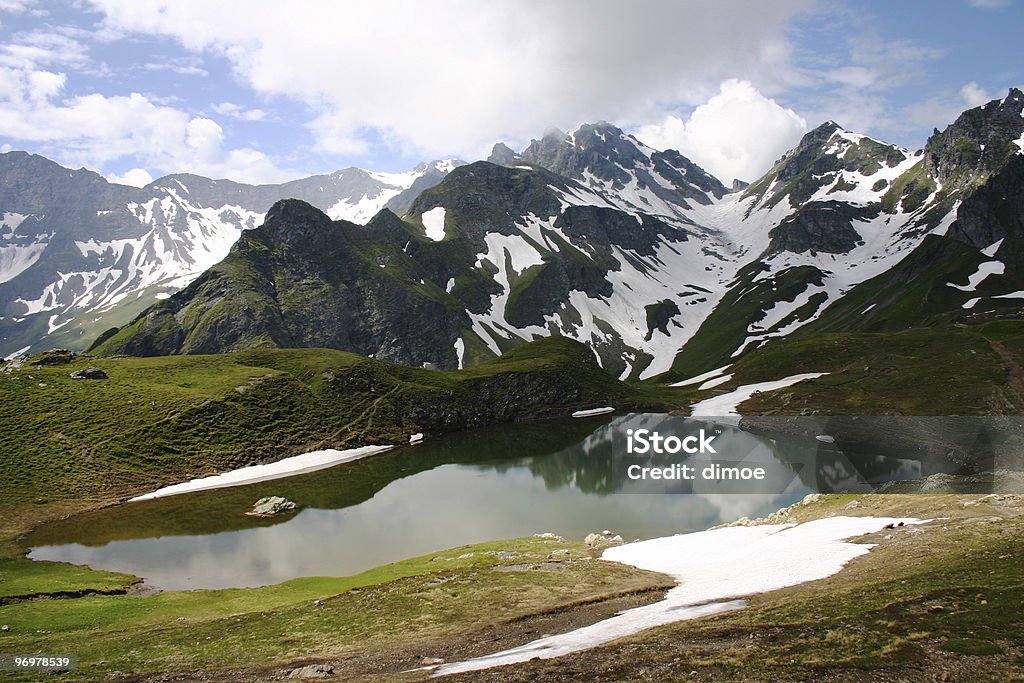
747;120;912;211
257;198;338;246
490;121;727;214
925;87;1024;186
780;121;908;181
518;121;652;184
487;142;522;166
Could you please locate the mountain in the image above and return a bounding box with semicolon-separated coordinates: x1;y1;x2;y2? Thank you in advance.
20;90;1024;384
668;90;1024;379
94;125;742;378
0;155;461;357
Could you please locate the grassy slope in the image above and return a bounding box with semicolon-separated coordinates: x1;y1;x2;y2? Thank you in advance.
666;262;826;381
658;320;1024;417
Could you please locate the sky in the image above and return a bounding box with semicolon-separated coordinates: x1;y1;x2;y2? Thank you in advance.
0;0;1020;187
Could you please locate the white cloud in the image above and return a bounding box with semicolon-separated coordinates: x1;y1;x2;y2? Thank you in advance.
960;81;994;107
0;65;298;183
967;0;1011;7
823;66;878;89
105;167;153;187
87;0;814;161
634;79;807;183
0;25;298;184
212;101;266;121
0;0;35;12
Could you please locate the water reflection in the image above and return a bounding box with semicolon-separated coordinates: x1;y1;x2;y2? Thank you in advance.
27;414;979;590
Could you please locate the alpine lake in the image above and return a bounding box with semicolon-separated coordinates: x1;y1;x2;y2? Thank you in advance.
25;413;973;590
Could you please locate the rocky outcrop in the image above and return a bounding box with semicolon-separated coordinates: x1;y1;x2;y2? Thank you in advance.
247;496;298;516
585;530;624;550
70;367;107;380
767;201;876;255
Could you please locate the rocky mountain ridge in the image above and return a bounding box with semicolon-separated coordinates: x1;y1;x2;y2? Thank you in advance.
11;90;1024;382
0;155;461;356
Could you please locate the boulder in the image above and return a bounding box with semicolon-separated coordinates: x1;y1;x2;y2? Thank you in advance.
70;367;108;380
247;496;298;516
288;664;334;679
584;530;624;550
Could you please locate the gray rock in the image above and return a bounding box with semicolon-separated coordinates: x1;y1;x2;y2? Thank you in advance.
584;530;624;549
70;367;107;380
288;664;335;679
247;496;298;516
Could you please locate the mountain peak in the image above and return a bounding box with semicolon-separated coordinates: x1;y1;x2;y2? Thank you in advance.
259;199;336;249
487;142;521;166
924;86;1024;185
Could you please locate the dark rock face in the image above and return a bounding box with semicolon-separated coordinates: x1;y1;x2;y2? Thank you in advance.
925;88;1024;187
947;155;1024;253
93;200;472;368
486;142;521;166
645;300;681;340
768;201;875;255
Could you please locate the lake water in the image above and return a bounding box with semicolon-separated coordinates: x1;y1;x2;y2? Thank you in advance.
26;414;966;590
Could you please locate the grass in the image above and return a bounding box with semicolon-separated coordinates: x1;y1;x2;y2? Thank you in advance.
0;536;669;681
706;327;1012;415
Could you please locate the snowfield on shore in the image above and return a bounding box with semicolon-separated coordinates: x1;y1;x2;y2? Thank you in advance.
433;515;926;676
128;445;394;501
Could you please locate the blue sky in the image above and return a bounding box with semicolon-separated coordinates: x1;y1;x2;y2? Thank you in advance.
0;0;1020;185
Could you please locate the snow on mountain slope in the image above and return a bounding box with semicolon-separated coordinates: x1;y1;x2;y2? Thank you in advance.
0;154;461;356
9;91;1024;375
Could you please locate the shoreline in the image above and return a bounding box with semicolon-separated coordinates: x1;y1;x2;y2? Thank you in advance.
128;444;395;502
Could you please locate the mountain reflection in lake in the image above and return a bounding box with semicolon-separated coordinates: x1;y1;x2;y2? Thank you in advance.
27;414;974;590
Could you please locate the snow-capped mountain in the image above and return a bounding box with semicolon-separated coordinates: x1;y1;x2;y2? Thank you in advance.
669;88;1024;379
0;155;461;356
11;90;1024;381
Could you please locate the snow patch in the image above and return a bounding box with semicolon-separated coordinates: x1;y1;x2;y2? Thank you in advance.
0;239;48;283
982;239;1004;258
422;207;446;241
690;373;828;416
433;516;926;676
453;337;465;369
128;445;394;501
947;260;1005;292
669;364;731;387
572;406;614;418
698;374;733;390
